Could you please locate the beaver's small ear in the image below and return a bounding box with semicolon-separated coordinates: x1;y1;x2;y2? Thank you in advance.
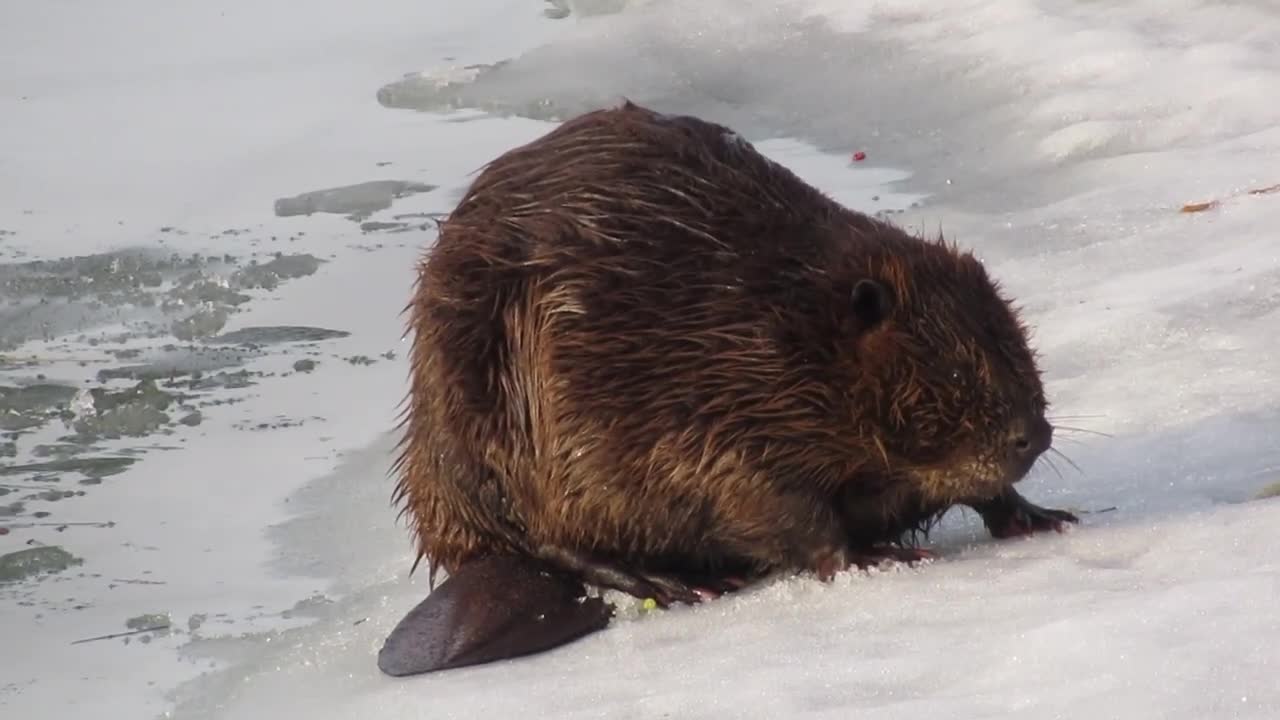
851;279;892;328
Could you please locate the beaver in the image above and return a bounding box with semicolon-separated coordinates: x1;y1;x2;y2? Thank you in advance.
379;100;1078;676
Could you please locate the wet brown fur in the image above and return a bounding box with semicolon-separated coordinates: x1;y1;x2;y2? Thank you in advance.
392;101;1050;585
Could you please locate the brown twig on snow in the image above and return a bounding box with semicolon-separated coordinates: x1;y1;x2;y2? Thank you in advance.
1181;182;1280;213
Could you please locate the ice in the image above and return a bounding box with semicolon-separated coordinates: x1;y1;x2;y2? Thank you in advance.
273;181;439;221
2;0;1279;719
0;546;83;583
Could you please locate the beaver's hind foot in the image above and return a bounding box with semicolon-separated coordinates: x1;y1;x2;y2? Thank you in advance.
536;546;716;607
846;544;937;570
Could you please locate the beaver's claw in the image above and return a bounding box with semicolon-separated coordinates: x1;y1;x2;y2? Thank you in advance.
972;487;1080;539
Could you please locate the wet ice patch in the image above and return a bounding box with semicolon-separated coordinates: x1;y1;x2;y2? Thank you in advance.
0;456;136;482
0;545;83;583
376;62;545;118
230;254;325;291
0;383;78;431
207;326;351;346
0;252;367;561
97;346;253;383
0;249;326;349
273;181;438;222
69;379;185;442
541;0;633;20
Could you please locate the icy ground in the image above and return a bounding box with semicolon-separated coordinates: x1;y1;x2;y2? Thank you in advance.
2;0;1278;718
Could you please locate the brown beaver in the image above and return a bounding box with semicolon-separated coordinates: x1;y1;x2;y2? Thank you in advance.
379;100;1078;676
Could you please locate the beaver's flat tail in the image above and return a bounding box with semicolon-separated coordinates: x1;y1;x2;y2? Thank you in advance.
377;555;613;676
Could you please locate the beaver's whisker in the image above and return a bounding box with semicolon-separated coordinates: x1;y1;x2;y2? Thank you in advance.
1052;424;1114;439
1046;414;1108;421
1048;446;1085;476
1038;455;1064;481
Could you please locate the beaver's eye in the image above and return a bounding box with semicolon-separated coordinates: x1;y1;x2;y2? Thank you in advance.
944;364;974;394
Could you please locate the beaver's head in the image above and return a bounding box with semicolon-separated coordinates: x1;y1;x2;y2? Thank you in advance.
842;237;1050;502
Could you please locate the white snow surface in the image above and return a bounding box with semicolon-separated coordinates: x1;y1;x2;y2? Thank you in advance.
1;0;1278;718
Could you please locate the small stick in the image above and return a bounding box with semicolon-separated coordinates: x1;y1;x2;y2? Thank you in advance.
70;624;171;645
110;578;167;586
1181;181;1280;213
0;520;116;529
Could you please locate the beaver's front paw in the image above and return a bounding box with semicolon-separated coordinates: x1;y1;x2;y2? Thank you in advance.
972;487;1080;539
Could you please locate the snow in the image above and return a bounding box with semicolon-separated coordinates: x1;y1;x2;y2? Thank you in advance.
1;0;1278;719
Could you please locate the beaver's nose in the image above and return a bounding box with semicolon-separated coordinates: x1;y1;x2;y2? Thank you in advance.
1009;415;1053;461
